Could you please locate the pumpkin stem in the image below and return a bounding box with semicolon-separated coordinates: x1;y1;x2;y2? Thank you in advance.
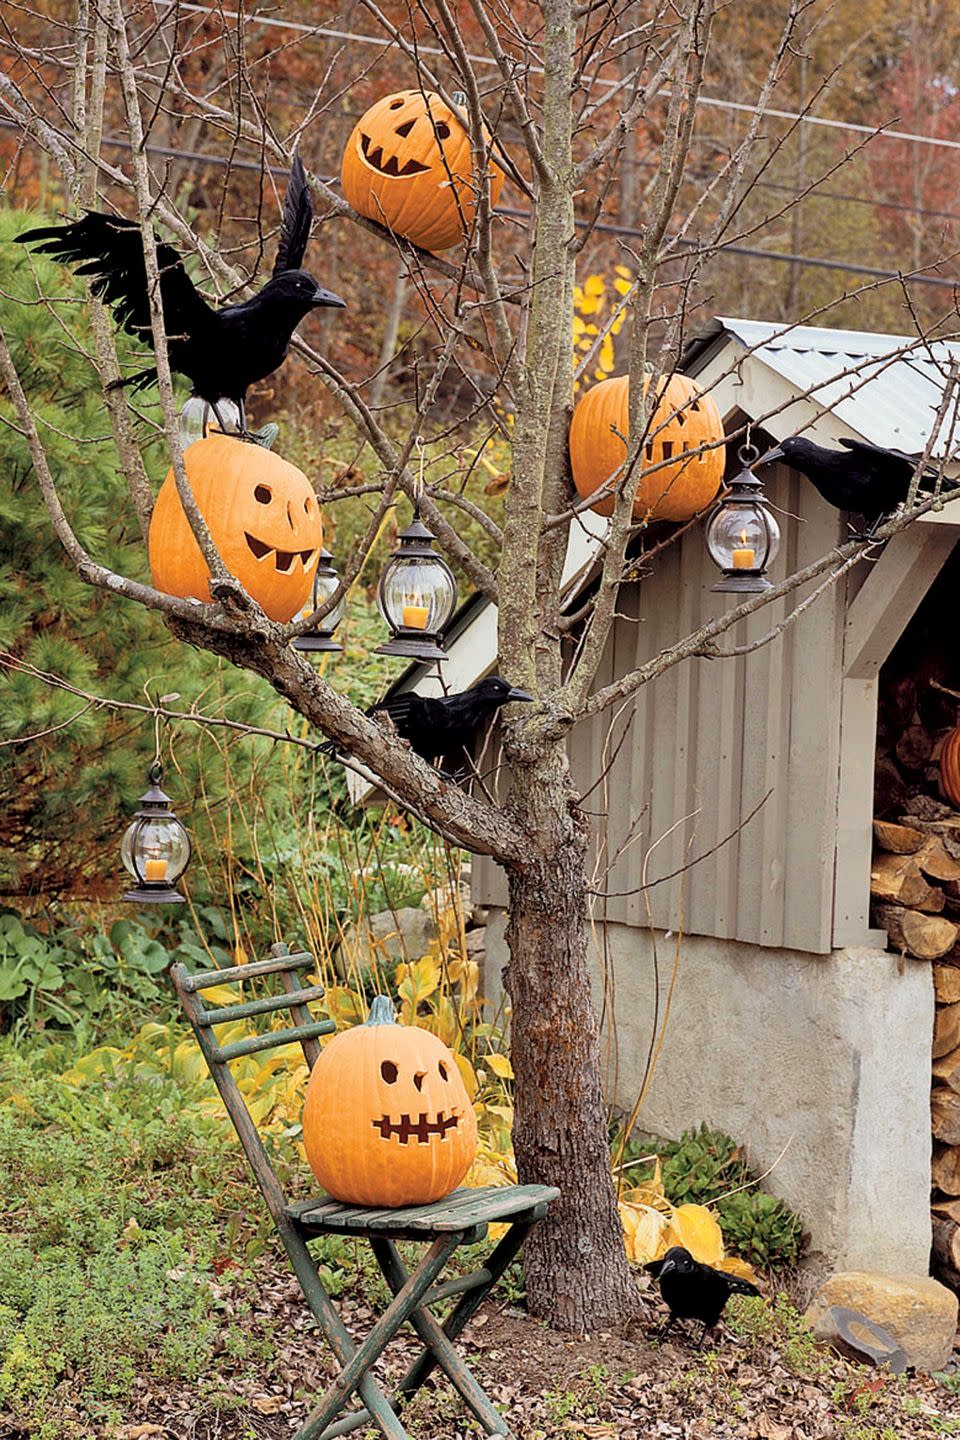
366;995;397;1026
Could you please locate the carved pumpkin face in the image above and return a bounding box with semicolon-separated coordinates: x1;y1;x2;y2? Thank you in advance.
569;373;726;523
149;434;322;622
302;997;478;1207
341;90;505;252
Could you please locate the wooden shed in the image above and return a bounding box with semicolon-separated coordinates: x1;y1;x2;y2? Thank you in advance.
361;318;960;1275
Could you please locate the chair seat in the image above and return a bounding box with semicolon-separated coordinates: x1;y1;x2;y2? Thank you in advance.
288;1183;560;1241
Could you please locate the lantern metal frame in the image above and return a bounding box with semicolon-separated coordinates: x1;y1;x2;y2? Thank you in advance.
121;762;192;904
293;549;345;653
705;444;782;594
375;509;457;661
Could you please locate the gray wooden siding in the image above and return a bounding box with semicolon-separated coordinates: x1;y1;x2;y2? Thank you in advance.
473;465;848;954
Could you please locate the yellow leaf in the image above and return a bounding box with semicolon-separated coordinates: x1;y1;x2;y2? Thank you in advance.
716;1255;759;1285
620;1202;668;1264
663;1204;724;1266
584;274;605;295
613;277;633;296
615;264;631;278
452;1049;478;1100
485;1052;514;1079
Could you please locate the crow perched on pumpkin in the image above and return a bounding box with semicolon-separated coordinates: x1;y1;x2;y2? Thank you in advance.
645;1246;761;1347
759;435;955;538
16;153;344;435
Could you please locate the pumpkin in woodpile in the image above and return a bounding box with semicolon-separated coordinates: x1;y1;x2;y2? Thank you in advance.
149;434;322;622
341;90;505;252
568;373;725;523
942;726;960;807
302;996;478;1207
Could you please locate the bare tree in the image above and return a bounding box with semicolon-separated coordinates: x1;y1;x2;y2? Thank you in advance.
2;0;958;1332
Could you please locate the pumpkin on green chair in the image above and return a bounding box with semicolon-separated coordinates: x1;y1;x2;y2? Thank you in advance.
569;373;725;523
341;90;505;252
149;434;322;622
302;996;478;1207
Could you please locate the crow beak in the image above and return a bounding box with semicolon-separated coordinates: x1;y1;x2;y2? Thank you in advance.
312;285;346;309
757;444;784;465
658;1257;676;1277
506;687;534;703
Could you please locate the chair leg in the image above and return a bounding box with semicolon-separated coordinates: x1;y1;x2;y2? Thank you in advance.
371;1237;511;1437
280;1223;410;1440
391;1217;535;1409
293;1233;461;1440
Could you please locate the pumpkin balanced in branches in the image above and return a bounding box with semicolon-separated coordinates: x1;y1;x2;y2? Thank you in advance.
148;434;323;622
302;996;478;1207
942;727;960;807
341;90;505;252
569;373;726;523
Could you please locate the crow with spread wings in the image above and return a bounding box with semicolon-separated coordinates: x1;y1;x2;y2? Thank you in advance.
16;153;345;435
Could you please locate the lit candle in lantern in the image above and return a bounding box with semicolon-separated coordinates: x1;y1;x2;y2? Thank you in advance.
402;599;429;629
145;857;169;882
731;528;756;569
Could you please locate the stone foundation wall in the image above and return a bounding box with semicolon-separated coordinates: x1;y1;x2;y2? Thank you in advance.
481;915;934;1273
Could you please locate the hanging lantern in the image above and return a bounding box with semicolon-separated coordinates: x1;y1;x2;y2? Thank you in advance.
375;509;457;661
120;763;192;904
293;549;345;653
705;445;782;593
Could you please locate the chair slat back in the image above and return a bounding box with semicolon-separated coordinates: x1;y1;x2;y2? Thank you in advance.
169;940;334;1221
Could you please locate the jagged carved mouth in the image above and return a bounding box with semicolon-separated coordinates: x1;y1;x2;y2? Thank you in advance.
359;132;431;178
244;533;316;574
372;1111;460;1145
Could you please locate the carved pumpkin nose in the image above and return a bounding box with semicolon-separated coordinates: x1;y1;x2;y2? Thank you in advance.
395;119;415;137
286;500;295;529
413;1071;426;1092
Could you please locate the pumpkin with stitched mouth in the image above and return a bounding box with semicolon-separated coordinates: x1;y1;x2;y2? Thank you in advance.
302;995;478;1207
341;90;505;252
149;434;322;622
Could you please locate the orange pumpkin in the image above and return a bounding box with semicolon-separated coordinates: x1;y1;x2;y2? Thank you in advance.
942;726;960;807
302;996;478;1207
341;90;505;252
569;373;726;523
149;435;322;622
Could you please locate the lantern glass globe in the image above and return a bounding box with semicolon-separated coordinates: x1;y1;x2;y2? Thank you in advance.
705;501;781;572
121;814;191;885
379;555;457;634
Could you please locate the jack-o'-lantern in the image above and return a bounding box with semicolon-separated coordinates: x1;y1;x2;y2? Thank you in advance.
569;373;726;523
302;996;478;1207
149;434;322;622
341;90;505;252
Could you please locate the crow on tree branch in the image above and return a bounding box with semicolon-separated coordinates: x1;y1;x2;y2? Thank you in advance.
759;435;955;538
16;152;345;435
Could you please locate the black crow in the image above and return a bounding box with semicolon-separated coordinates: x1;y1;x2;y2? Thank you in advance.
371;676;534;768
16;153;345;434
645;1246;761;1347
759;435;950;538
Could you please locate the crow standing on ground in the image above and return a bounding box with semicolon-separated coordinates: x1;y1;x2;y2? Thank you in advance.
16;153;345;435
759;435;948;538
370;676;534;769
645;1246;761;1348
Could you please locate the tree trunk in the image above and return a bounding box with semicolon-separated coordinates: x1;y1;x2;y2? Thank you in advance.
502;749;637;1333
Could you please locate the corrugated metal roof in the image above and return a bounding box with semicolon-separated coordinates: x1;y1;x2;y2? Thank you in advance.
697;317;960;457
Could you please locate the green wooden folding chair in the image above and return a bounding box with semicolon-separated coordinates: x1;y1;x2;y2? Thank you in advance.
170;941;558;1440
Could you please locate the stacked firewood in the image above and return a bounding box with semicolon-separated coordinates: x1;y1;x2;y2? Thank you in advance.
870;818;960;1286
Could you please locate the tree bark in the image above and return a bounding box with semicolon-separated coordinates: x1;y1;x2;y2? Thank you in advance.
501;748;637;1333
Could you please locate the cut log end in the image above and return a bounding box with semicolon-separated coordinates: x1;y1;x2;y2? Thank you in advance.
873;904;959;962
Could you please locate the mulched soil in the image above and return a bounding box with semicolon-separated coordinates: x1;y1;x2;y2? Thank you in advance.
22;1262;960;1440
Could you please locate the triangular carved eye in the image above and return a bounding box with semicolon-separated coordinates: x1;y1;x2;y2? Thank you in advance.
395;119;415;138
